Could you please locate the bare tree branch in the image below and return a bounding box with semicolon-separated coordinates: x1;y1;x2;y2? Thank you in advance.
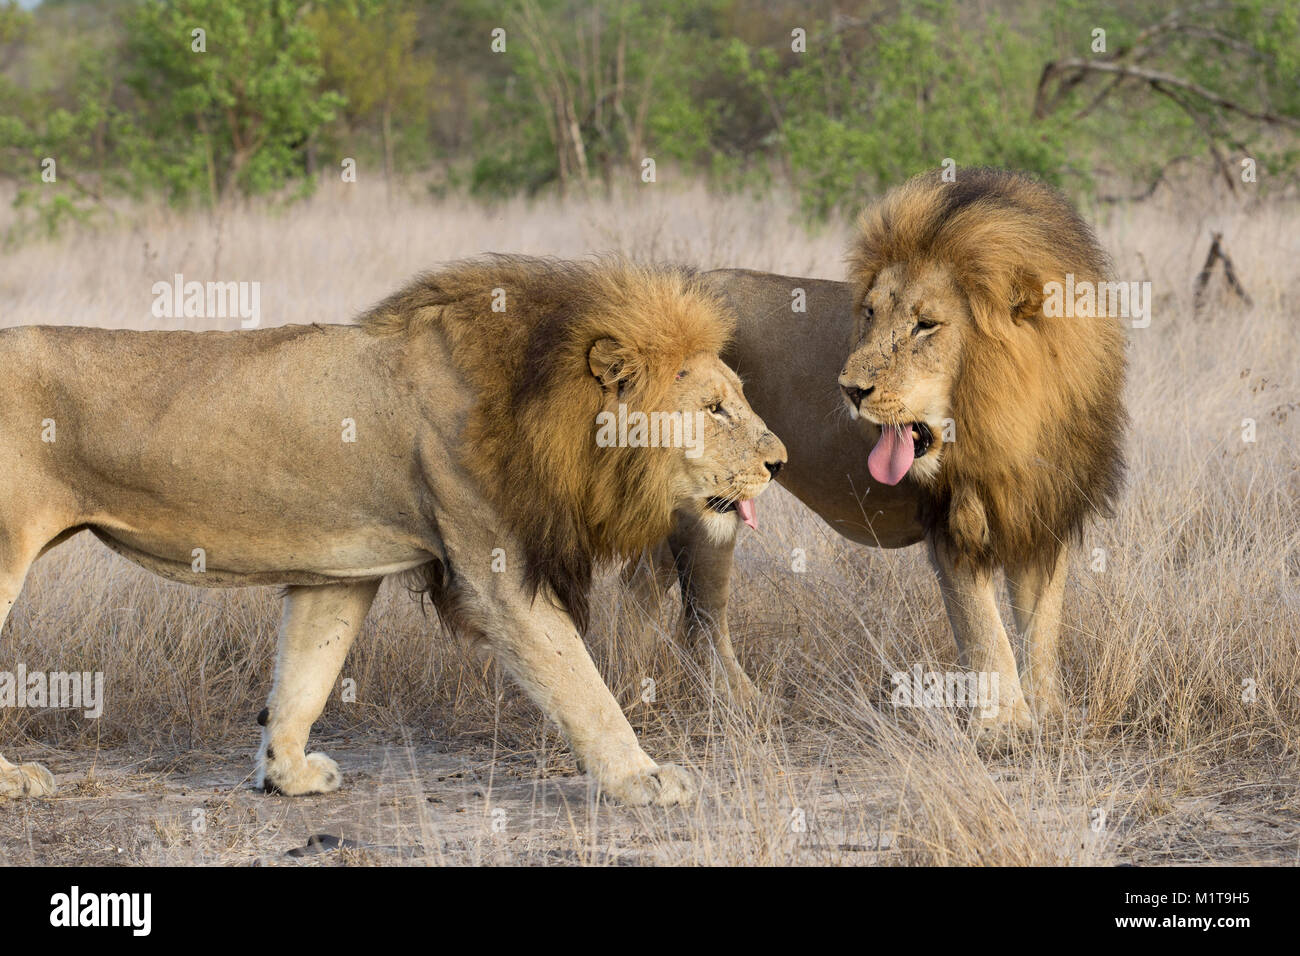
1095;155;1195;203
1035;57;1300;129
1149;80;1239;192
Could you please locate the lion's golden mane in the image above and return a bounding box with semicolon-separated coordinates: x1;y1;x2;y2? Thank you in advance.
849;168;1127;570
359;254;733;627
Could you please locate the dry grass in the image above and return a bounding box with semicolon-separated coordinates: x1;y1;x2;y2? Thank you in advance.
0;179;1297;865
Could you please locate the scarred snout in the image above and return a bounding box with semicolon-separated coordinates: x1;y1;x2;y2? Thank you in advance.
838;357;879;420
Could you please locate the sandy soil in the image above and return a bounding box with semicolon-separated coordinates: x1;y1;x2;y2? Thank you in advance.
3;734;1295;866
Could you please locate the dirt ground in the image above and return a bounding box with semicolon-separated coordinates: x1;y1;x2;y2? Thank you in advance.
3;731;1296;866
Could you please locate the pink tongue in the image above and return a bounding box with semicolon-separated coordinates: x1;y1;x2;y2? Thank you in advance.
868;425;914;485
736;498;758;530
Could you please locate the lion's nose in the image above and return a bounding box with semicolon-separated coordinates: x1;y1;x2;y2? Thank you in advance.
761;432;788;480
841;383;873;408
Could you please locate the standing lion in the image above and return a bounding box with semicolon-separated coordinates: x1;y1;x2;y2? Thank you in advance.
0;255;786;804
836;168;1127;743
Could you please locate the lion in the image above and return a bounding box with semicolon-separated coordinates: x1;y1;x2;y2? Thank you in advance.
837;168;1127;739
634;171;1125;746
0;254;786;804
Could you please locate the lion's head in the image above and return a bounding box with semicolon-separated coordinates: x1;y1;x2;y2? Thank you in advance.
362;255;785;626
837;168;1126;568
586;332;785;546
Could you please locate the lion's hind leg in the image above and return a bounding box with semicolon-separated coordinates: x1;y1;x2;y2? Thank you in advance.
2;558;57;795
256;579;380;796
0;527;68;798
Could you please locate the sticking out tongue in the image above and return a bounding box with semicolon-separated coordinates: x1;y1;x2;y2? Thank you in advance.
736;498;758;530
868;425;914;485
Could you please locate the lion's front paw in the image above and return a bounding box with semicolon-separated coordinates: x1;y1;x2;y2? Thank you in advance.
1028;689;1065;723
259;751;342;796
715;666;760;708
602;762;696;807
971;697;1035;755
0;761;56;798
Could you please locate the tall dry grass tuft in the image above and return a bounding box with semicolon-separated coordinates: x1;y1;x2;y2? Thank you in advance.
1;179;1297;864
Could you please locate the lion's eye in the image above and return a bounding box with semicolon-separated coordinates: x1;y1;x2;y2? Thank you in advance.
914;318;939;334
708;402;724;416
864;304;875;319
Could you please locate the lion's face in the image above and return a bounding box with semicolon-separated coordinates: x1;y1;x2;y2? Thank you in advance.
837;261;968;486
590;337;786;543
672;351;787;541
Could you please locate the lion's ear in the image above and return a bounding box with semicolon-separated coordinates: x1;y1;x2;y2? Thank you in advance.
588;338;633;391
1008;269;1045;325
